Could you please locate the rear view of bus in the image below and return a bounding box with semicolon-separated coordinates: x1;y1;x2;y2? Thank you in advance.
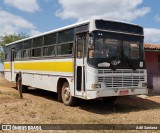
85;19;148;101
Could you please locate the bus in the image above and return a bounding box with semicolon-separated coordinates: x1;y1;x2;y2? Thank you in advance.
4;19;148;106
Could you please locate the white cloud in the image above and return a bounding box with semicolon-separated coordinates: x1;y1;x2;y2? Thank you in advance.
4;0;40;13
30;30;42;36
144;28;160;43
155;15;160;22
0;10;36;36
56;0;151;22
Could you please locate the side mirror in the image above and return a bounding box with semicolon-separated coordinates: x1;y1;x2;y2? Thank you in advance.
89;37;94;49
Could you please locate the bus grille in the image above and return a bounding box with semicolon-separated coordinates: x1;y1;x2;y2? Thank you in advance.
98;70;145;88
98;69;145;74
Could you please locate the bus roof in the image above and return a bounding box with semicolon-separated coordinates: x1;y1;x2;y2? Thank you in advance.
6;18;142;46
6;20;90;46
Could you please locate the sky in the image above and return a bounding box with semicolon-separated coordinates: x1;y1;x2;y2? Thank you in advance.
0;0;160;70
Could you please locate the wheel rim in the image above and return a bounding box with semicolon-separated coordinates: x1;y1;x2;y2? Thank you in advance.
62;83;71;103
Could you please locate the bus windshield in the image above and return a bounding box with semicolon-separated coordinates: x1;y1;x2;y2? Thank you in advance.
123;41;140;59
88;31;144;69
93;38;121;59
91;38;140;60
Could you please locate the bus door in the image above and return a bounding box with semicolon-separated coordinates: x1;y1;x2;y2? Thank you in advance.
75;34;86;97
11;48;15;81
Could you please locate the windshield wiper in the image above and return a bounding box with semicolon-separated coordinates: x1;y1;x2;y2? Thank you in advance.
110;53;122;71
110;63;116;71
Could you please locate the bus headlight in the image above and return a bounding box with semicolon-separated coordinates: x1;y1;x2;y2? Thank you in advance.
91;84;101;89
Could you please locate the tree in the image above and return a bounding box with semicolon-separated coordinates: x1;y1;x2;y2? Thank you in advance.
0;33;29;63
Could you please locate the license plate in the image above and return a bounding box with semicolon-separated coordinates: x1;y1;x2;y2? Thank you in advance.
119;90;129;95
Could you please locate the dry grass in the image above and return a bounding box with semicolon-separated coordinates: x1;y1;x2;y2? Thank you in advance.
0;76;160;132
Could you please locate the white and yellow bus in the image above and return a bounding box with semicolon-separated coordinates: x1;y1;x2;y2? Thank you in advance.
4;19;148;106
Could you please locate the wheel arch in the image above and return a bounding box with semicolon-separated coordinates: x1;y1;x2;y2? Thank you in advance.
57;77;69;102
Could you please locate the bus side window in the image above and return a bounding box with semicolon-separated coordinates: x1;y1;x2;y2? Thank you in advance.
15;42;23;59
77;39;83;58
43;46;55;56
57;29;74;56
5;54;7;60
32;48;41;57
57;43;73;55
22;49;31;58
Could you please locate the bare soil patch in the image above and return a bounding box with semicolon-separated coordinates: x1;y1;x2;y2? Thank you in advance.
0;76;160;132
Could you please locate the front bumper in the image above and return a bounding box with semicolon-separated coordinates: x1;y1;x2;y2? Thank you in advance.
86;88;148;100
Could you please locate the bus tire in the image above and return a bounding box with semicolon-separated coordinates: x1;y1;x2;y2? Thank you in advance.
61;82;76;106
16;76;28;93
102;96;117;104
17;76;23;99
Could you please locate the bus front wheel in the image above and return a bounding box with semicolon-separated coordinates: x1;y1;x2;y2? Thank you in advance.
61;82;76;106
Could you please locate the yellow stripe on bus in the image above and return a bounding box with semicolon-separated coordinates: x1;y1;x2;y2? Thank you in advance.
4;61;73;72
4;62;10;70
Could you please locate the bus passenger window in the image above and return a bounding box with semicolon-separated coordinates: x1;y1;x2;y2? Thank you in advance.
77;40;83;58
15;51;21;59
67;43;73;55
57;43;73;55
5;53;8;60
22;50;27;58
32;48;41;57
33;37;43;48
44;33;56;46
43;46;55;56
22;49;30;58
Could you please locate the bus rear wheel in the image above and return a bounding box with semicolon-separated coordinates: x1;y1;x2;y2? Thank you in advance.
16;76;28;93
61;82;76;106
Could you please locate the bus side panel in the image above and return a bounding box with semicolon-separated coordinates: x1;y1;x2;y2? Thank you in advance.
4;62;12;81
21;72;43;89
31;73;42;89
41;75;59;92
17;59;74;93
22;73;32;87
41;73;74;93
41;59;74;92
4;71;11;82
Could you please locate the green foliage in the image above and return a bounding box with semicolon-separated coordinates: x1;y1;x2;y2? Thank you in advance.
0;33;29;63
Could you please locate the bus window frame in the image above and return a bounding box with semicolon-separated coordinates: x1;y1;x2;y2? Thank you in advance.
42;44;56;57
56;41;74;57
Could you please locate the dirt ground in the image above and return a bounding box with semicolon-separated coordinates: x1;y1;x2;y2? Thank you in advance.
0;75;160;132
